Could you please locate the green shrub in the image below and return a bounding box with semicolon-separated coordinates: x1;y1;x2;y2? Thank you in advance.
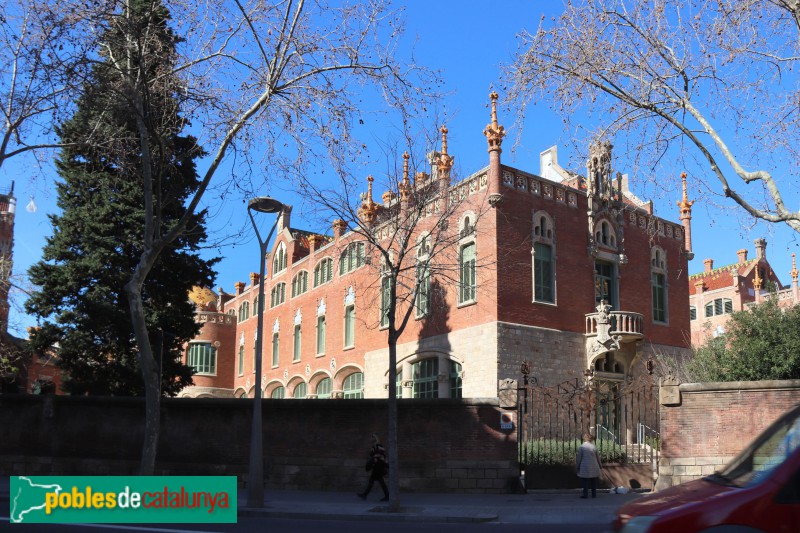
520;438;627;465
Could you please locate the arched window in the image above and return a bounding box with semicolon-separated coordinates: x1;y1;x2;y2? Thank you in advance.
595;220;617;247
271;332;280;367
291;270;308;297
343;372;363;399
339;242;365;275
270;282;286;307
293;382;307;398
314;258;333;287
651;247;668;323
272;242;288;274
316;377;332;399
238;301;250;322
271;386;285;399
459;242;476;304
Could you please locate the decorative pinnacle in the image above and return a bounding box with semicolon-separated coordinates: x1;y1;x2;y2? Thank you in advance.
367;174;374;202
399;152;412;200
440;125;449;155
437;125;454;175
753;263;763;290
676;172;694;217
403;151;409;181
358;175;378;224
792;253;798;282
483;91;505;152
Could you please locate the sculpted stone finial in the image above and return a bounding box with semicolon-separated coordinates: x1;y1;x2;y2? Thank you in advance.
483;92;505;153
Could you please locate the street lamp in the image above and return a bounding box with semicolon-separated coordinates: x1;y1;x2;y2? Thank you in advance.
246;196;284;508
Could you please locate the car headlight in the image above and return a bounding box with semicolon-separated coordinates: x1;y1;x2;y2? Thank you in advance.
621;515;659;533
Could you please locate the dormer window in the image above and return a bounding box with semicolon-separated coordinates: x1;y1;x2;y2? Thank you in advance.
595;220;616;247
272;242;288;274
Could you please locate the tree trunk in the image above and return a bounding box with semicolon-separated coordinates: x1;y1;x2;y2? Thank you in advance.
387;332;399;511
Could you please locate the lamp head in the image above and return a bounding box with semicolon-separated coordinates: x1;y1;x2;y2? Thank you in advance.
248;196;284;214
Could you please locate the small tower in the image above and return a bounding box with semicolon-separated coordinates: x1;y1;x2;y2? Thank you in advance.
791;253;798;303
483;91;505;200
0;182;16;335
436;125;454;192
676;172;695;260
753;263;763;304
358;176;379;226
398;152;412;205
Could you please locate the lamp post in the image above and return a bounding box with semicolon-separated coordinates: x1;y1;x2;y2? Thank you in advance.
246;196;284;508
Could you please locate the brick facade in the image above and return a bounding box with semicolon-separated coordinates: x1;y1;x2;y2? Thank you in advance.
182;98;692;401
656;379;800;490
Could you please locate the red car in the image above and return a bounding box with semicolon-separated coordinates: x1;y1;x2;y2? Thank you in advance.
614;403;800;533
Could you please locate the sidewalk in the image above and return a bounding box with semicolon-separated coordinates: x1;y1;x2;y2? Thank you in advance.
1;477;643;525
238;487;644;524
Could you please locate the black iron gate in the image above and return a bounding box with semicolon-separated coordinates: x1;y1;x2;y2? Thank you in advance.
517;364;659;468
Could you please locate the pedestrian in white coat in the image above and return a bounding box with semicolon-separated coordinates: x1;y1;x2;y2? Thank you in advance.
576;432;602;498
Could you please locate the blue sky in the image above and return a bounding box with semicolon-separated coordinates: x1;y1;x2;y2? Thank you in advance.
6;0;799;338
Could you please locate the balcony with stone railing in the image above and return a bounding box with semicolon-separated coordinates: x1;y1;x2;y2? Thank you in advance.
585;309;644;342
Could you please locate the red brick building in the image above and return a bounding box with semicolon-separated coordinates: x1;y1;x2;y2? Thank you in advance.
688;240;799;347
181;95;693;400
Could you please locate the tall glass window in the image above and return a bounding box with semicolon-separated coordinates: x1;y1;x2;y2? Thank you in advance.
187;343;216;375
380;276;391;328
412;358;439;398
594;261;616;308
293;382;307;398
450;361;463;398
652;272;666;322
293;324;301;362
343;372;363;399
533;242;554;303
238;345;244;376
271;386;285;399
271;332;279;367
416;264;430;317
316;377;332;399
459;242;476;303
316;315;326;355
291;271;308;297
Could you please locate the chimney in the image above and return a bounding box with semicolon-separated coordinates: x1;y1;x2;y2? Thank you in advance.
754;238;767;260
234;281;245;295
332;219;347;240
308;234;323;253
694;280;705;293
736;249;748;263
277;205;292;232
249;272;260;287
704;259;714;272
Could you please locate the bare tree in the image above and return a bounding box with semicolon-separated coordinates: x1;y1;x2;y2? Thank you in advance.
0;0;96;173
507;0;800;233
295;124;493;510
75;0;436;476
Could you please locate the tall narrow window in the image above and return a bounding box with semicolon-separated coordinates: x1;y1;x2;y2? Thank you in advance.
412;359;438;398
272;242;287;274
652;272;666;322
689;306;697;321
270;283;286;308
651;247;668;323
291;271;308;297
450;361;463;399
459;242;476;304
339;242;365;275
533;242;554;303
293;324;301;362
594;261;616;308
316;315;326;355
380;275;391;328
416;264;430;317
271;332;279;367
238;345;244;376
238;301;250;322
344;304;355;348
314;258;333;287
343;372;364;399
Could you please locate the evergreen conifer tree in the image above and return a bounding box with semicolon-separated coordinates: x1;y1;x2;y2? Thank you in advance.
26;0;216;396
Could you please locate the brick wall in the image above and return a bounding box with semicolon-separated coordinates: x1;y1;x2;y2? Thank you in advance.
0;395;518;493
656;379;800;490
